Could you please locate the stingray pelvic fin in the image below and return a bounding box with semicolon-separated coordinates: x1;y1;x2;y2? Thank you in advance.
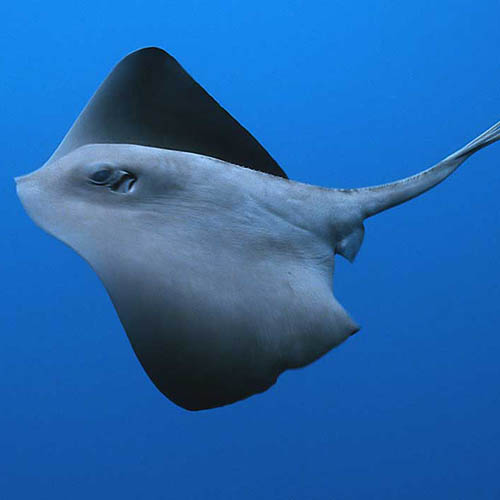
336;225;365;262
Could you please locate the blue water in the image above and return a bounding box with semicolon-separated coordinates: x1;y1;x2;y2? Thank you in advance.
1;1;499;498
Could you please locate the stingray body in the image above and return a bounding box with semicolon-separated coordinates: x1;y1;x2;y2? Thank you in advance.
16;48;500;410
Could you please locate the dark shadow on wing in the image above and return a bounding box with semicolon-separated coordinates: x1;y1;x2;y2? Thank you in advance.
48;47;287;178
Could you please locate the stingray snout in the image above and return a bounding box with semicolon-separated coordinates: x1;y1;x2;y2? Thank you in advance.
15;170;41;202
14;173;33;185
14;166;45;188
15;168;51;232
15;171;35;202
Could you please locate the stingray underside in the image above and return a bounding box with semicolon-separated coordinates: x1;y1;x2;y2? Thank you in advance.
96;243;360;410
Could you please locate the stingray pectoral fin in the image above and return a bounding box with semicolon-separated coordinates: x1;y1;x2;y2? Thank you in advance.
46;47;287;178
350;120;500;218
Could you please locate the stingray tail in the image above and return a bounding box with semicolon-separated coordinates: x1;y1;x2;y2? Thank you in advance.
349;120;500;218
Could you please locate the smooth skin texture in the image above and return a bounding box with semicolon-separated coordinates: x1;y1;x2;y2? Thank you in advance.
16;48;500;410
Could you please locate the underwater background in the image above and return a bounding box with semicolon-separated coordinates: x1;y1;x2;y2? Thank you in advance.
1;1;499;498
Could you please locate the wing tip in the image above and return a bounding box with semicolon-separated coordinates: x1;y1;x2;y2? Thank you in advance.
124;46;176;63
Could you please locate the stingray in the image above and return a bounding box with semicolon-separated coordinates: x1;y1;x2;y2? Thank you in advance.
16;48;500;411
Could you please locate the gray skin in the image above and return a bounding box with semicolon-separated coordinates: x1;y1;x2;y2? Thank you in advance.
16;120;500;410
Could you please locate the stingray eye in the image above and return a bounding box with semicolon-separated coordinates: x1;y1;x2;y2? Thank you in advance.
110;171;137;193
89;168;113;185
88;167;136;193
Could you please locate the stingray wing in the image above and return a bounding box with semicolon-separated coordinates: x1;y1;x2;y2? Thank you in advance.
47;47;287;178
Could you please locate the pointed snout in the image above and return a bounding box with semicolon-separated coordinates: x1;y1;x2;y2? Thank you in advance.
15;173;32;186
15;170;38;203
15;168;48;231
15;169;40;187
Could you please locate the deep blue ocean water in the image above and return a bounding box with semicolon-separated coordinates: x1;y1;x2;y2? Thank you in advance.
1;1;499;498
